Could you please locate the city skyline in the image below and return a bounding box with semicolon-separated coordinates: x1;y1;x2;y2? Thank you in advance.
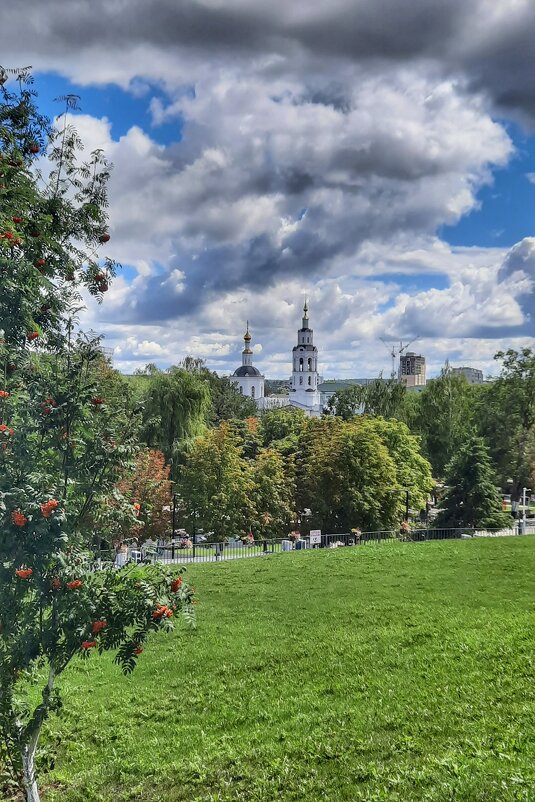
4;1;535;379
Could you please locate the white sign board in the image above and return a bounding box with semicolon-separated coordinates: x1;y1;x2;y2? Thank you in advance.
309;529;322;545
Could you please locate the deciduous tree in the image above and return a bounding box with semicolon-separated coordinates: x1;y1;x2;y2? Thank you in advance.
415;369;474;476
252;448;294;539
141;367;211;480
0;69;194;802
178;422;255;540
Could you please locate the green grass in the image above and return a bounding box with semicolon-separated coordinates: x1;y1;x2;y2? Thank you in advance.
41;537;535;802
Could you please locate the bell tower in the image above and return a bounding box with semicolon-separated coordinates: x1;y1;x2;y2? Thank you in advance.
289;300;321;413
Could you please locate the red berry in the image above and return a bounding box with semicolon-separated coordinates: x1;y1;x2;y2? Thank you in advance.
29;145;39;154
99;233;110;243
27;331;39;342
30;231;40;238
34;258;45;268
12;216;22;224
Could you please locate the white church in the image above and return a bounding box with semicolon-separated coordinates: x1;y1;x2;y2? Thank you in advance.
230;302;323;417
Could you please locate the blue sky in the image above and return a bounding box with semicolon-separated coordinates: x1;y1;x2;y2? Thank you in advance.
4;0;535;378
442;123;535;249
35;72;183;146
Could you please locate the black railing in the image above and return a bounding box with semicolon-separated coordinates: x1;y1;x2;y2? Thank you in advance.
92;523;534;567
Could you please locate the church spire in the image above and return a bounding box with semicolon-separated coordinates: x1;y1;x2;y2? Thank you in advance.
242;320;253;366
302;297;309;329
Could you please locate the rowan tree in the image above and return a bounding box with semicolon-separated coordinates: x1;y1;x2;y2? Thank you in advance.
0;68;194;802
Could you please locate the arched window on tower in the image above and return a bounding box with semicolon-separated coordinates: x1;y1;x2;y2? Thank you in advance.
308;376;311;385
299;376;303;385
251;386;255;399
299;357;304;372
308;357;312;370
239;386;243;395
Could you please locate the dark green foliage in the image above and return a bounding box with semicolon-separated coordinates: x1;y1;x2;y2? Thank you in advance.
179;356;258;423
326;383;363;418
299;417;400;531
206;375;257;423
475;349;535;499
252;447;294;538
259;406;307;455
0;69;117;351
328;378;406;420
437;434;512;529
295;416;433;532
177;422;255;540
414;370;475;477
140;367;211;479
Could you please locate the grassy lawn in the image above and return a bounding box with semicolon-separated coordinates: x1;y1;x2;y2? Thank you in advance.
40;537;535;802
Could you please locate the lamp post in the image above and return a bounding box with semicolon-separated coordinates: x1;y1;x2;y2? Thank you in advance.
521;487;531;534
388;488;410;522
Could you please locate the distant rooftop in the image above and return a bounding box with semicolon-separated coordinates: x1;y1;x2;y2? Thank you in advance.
318;378;388;392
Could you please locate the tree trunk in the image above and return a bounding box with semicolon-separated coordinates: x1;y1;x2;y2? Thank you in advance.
20;664;55;802
22;740;40;802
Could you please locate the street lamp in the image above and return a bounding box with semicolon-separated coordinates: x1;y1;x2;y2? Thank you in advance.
521;487;531;534
388;488;410;521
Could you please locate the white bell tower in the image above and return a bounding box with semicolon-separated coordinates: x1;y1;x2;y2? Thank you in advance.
289;300;321;415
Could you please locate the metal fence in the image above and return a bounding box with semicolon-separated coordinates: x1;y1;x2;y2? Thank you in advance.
93;523;535;567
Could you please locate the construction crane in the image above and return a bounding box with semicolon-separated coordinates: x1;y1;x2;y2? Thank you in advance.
381;338;418;379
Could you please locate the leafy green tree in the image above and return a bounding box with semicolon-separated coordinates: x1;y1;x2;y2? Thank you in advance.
178;422;255;540
364;418;434;515
297;416;433;532
436;434;512;529
298;418;400;532
362;378;406;418
328;379;406;420
252;448;295;539
228;416;263;460
207;374;257;423
327;384;363;419
178;356;257;423
475;349;535;501
259;406;307;455
415;369;474;477
141;366;211;480
0;69;193;802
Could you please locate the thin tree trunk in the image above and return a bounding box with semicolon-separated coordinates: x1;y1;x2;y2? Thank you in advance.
22;738;40;802
20;664;55;802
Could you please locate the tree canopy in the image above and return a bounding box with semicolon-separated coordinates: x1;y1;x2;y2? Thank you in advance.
0;69;193;802
436;434;511;529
